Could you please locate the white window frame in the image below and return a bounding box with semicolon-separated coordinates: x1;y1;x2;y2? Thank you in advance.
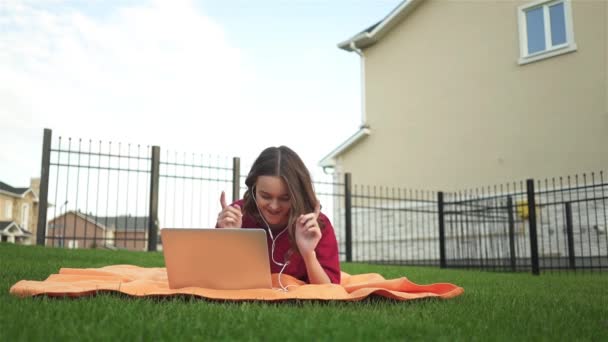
21;203;30;230
4;201;12;220
517;0;577;65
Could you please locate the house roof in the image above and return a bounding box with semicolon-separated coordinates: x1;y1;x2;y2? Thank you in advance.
50;211;108;230
0;181;29;195
0;221;17;231
319;127;371;167
0;221;32;235
0;181;39;202
337;0;425;51
91;215;149;231
49;212;149;231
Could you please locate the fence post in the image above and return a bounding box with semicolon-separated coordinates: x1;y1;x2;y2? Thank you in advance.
437;192;446;268
232;157;240;202
507;196;516;272
147;146;160;252
36;128;52;246
565;202;576;270
344;173;352;262
526;179;540;275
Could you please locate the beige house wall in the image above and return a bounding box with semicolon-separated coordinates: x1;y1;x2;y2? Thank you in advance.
0;192;38;244
338;0;608;190
0;195;14;221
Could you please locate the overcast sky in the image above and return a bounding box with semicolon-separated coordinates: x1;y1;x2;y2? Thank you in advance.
0;0;400;187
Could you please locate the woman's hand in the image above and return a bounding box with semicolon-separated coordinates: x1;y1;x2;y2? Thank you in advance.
295;202;322;256
216;191;242;228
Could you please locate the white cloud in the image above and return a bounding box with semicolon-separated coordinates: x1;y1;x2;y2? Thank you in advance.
0;0;261;184
0;0;361;188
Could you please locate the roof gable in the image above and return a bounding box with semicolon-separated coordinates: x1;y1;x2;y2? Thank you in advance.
50;211;107;230
49;212;149;231
0;221;31;235
0;221;18;231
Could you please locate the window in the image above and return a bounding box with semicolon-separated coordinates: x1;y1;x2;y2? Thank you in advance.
21;203;30;230
518;0;576;64
4;201;12;220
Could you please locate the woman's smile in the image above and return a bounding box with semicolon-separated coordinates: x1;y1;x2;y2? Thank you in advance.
255;175;291;227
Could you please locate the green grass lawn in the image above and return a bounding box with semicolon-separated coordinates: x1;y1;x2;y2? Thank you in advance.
1;243;606;341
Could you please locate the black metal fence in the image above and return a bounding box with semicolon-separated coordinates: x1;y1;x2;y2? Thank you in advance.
439;177;608;273
35;129;608;274
440;181;535;273
37;129;237;251
40;133;154;251
349;185;439;266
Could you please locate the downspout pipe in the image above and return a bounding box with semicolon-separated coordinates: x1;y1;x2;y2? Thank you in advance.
350;41;369;129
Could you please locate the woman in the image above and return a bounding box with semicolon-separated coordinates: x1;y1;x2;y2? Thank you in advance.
216;146;340;285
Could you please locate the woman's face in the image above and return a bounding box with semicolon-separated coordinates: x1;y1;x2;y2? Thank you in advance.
254;175;291;228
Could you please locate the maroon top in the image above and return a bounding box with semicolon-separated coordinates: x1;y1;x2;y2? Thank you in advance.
226;199;341;284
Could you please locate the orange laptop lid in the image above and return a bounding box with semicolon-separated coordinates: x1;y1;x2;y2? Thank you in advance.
161;228;272;290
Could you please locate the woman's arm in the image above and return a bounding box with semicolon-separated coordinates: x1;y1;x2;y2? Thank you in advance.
295;205;341;284
302;251;331;284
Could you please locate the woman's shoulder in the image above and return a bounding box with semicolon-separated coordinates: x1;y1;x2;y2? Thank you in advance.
231;198;245;208
318;211;334;229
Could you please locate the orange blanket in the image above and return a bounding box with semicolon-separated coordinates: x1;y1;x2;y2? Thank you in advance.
10;265;464;301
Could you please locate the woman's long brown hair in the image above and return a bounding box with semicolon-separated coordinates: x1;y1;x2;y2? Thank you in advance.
242;146;323;260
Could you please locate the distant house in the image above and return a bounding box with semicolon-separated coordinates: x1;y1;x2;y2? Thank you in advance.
47;211;110;249
47;212;149;251
320;0;608;190
92;215;149;251
0;179;39;244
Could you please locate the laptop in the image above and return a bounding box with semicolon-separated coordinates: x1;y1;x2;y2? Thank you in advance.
160;228;273;290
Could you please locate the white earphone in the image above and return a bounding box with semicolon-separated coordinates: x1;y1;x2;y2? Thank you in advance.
251;186;293;292
251;187;289;267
